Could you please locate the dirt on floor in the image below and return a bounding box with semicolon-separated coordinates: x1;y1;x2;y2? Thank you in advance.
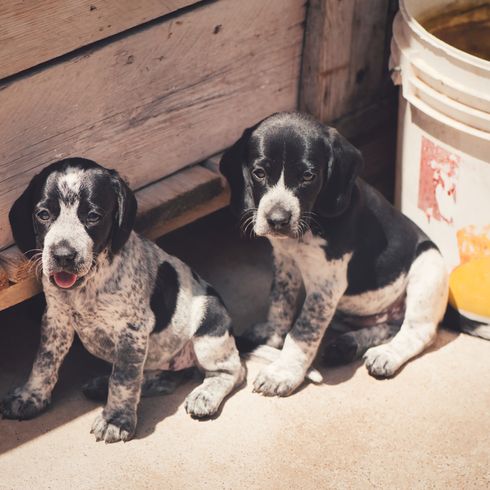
0;210;489;489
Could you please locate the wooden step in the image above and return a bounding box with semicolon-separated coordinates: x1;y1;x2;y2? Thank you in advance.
0;159;228;312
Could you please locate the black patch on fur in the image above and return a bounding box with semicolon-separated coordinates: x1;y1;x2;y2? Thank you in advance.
77;172;118;255
234;335;261;354
415;240;438;257
150;262;179;333
195;286;231;337
316;182;436;295
322;335;359;366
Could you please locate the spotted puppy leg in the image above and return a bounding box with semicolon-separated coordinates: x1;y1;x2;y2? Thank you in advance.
1;312;75;420
247;247;303;348
364;248;448;377
91;325;149;443
185;296;245;418
254;255;348;397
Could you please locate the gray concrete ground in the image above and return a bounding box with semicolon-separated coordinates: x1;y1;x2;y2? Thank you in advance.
0;210;489;489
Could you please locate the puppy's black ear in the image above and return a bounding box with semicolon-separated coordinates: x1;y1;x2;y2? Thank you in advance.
9;174;42;256
219;123;260;216
315;128;363;217
109;171;137;254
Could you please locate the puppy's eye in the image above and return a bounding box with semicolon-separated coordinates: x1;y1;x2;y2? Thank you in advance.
302;171;316;182
87;211;102;224
36;210;50;221
252;168;266;181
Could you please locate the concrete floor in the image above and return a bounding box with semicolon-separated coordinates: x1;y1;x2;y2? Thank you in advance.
0;210;489;489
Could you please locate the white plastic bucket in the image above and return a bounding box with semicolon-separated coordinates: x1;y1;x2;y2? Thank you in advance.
390;0;490;323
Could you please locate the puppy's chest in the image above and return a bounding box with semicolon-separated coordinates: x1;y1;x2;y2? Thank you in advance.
56;290;136;362
271;235;350;290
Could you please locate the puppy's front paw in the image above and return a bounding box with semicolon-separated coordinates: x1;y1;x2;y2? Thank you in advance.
363;344;403;378
1;387;49;420
185;386;221;419
253;362;304;397
90;410;136;443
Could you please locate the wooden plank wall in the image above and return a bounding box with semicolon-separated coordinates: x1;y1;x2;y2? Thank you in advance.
300;0;399;199
0;0;306;251
0;0;200;79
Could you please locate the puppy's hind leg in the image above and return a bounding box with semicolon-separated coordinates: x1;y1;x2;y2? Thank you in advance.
185;293;245;419
82;375;110;402
323;323;400;366
141;369;196;396
364;247;449;377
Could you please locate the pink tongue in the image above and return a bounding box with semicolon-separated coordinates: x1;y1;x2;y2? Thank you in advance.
53;271;78;288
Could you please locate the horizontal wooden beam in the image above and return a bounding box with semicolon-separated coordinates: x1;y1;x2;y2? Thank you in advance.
0;160;229;312
0;0;200;79
0;276;43;313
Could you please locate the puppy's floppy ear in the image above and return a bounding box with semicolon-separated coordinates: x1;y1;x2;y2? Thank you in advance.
219;123;261;216
315;128;363;217
9;174;42;256
109;170;137;254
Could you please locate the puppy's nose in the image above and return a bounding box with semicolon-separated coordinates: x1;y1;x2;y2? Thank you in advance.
267;207;291;230
52;244;78;268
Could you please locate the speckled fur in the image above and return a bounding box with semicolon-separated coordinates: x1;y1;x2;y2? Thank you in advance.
1;159;245;442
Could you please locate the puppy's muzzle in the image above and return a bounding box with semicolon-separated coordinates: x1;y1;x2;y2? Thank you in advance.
48;241;88;289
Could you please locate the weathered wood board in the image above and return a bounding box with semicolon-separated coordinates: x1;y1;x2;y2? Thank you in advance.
0;0;200;79
0;0;305;251
0;160;229;311
300;0;397;131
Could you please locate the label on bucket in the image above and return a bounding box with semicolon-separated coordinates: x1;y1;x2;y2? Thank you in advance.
415;136;490;325
418;136;459;225
415;136;490;270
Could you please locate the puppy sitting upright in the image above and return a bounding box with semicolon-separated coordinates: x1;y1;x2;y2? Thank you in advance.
1;158;245;442
220;112;449;397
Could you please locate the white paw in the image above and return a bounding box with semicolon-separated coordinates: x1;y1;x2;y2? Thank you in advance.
363;344;403;378
90;411;136;443
253;361;304;397
185;387;222;419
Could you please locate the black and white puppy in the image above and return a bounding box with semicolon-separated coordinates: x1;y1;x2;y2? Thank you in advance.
1;158;245;442
220;112;449;396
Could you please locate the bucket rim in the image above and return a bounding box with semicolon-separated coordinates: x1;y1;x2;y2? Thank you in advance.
399;0;490;70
